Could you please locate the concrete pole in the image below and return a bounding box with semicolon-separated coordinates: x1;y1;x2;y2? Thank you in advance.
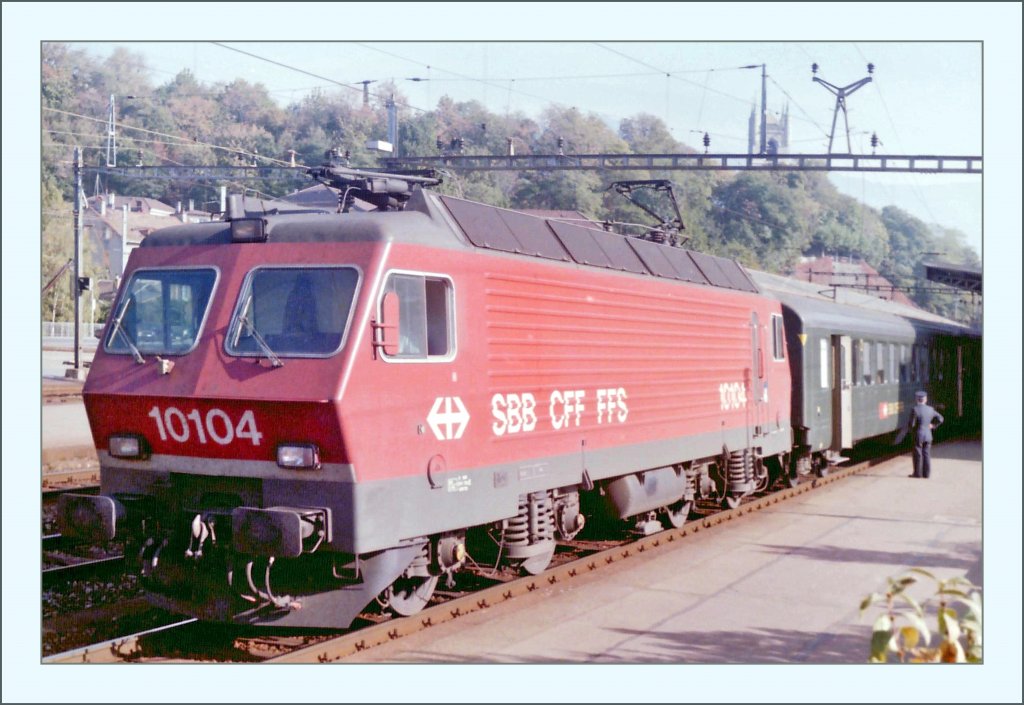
122;205;129;277
387;94;398;152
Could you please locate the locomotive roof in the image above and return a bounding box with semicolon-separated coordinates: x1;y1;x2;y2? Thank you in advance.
140;188;459;249
751;270;976;339
142;188;762;296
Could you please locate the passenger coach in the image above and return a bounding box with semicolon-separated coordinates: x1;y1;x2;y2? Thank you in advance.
752;271;980;478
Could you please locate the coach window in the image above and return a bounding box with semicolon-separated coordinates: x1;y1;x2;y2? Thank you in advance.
920;344;929;382
900;345;910;382
876;342;886;384
819;338;829;389
381;272;454;360
852;340;861;386
889;343;897;385
857;340;872;385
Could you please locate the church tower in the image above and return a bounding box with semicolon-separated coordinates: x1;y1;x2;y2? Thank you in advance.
749;104;790;154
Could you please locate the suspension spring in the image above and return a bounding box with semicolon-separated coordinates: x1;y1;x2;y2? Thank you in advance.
527;491;555;544
727;450;753;495
504;499;530;547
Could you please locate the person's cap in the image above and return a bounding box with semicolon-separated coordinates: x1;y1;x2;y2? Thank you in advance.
915;390;927;401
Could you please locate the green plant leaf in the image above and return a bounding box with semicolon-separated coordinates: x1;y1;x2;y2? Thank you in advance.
938;587;972;600
870;614;893;662
962;591;982;620
898;611;931;645
961;616;982;637
908;567;936;581
860;592;884;615
952;595;982;617
946;575;980;590
942;609;961;642
900;625;920;651
939;638;966;663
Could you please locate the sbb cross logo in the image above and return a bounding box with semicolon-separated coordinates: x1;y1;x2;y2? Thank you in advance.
427;396;470;441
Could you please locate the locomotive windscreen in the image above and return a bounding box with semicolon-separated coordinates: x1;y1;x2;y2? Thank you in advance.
105;267;218;356
226;266;360;357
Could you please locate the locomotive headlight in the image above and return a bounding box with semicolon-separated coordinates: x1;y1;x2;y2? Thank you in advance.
109;434;147;459
277;443;321;470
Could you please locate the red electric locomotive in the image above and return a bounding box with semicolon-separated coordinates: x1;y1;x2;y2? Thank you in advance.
60;166;793;627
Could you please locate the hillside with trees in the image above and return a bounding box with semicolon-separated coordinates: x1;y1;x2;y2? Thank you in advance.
41;44;980;325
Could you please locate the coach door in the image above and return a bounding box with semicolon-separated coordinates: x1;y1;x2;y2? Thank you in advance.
832;335;853;449
957;344;964;418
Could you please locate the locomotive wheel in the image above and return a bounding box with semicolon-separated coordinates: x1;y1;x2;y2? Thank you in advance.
662;500;693;529
384;574;439;617
517;542;555;576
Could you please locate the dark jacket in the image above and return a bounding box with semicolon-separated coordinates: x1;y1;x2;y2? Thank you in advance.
905;402;944;444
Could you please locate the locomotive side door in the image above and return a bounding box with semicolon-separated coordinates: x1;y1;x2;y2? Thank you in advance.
832;335;853;449
750;311;768;439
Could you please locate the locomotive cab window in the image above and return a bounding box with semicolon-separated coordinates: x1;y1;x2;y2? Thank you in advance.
770;314;785;361
226;266;360;358
380;272;454;360
105;267;217;356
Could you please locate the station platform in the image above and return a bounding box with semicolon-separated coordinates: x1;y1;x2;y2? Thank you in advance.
344;442;982;665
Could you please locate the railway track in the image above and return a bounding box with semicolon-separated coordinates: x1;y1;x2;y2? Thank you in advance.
43;618;200;664
42;383;84;405
42;465;99;490
44;448;897;664
43;483;99;504
43;555;127;588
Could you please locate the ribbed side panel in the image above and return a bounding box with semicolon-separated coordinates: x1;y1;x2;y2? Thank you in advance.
484;271;754;436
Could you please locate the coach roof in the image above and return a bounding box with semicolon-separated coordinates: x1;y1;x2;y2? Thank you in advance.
751;270;973;338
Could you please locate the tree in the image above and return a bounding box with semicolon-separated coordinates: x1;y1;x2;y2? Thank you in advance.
41;178;74;323
708;173;812;271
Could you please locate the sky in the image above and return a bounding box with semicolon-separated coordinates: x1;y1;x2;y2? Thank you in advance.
3;3;1022;704
69;39;985;251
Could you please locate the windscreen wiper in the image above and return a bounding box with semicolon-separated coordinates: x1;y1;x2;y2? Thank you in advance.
234;297;283;368
109;297;145;364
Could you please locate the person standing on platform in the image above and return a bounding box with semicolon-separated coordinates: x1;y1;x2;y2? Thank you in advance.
896;390;944;478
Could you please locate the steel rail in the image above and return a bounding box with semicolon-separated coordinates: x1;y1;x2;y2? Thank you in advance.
42;555;126;589
42;618;200;664
43;484;100;501
42;467;100;490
